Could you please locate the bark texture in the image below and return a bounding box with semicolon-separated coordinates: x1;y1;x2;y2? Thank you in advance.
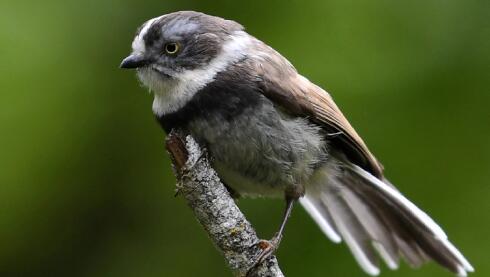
165;131;284;277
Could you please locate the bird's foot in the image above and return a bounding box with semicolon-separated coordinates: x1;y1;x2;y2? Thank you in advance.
246;234;282;276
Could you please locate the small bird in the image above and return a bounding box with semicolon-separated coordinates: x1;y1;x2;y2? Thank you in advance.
121;11;473;276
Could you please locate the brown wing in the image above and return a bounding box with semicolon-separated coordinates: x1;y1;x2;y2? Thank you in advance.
247;42;384;177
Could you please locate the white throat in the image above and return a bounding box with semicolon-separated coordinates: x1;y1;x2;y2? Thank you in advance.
138;31;252;116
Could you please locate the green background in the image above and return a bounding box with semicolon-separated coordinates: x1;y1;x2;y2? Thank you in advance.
1;0;489;276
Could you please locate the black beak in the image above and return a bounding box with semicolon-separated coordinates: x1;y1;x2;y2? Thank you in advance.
120;54;149;69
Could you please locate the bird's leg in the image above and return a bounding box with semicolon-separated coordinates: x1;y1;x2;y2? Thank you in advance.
270;196;296;247
247;196;296;274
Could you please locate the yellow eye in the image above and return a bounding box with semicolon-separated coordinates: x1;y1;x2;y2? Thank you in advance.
164;42;180;55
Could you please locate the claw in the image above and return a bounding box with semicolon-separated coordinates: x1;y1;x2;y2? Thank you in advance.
246;235;282;276
245;197;296;276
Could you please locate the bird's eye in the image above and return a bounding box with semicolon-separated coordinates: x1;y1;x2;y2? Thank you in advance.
164;42;180;55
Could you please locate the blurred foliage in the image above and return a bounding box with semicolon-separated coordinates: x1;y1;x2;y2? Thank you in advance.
0;0;489;276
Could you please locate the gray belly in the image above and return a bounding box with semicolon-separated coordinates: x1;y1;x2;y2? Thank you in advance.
187;103;327;198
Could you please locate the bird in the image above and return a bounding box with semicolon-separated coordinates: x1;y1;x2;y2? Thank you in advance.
120;11;473;276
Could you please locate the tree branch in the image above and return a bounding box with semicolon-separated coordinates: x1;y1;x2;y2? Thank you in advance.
165;131;284;277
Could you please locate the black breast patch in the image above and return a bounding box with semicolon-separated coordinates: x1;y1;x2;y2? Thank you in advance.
156;64;263;133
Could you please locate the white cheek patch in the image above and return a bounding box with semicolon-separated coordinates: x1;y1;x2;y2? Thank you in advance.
148;31;252;116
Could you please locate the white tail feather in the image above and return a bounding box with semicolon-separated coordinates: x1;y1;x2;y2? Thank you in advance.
322;190;380;276
348;164;448;239
372;242;399;270
340;186;399;269
439;238;475;272
348;164;474;273
301;161;473;276
299;197;342;243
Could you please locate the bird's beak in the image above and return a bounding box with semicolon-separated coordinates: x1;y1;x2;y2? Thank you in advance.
120;54;149;69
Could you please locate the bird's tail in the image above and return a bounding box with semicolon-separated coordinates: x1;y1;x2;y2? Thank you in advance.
299;161;474;276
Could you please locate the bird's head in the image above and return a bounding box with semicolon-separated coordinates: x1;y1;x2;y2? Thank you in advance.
120;11;249;105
